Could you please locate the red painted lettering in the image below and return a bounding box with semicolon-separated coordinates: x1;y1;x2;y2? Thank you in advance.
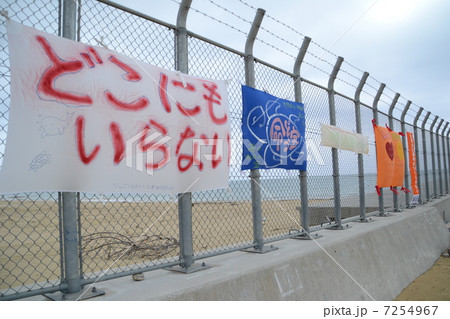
109;55;141;81
87;46;103;64
36;35;92;106
104;90;149;111
138;120;170;170
159;73;171;113
75;115;100;164
176;126;196;172
109;122;125;165
149;119;168;136
80;52;94;68
211;133;222;169
173;80;201;117
176;102;201;117
203;83;227;125
172;80;195;91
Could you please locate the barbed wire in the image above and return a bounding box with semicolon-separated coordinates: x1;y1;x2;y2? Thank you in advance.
379;97;395;107
173;0;426;115
210;0;306;63
367;76;409;106
236;0;339;71
335;76;358;91
342;60;365;77
208;0;252;26
237;0;307;39
188;3;249;37
364;81;381;94
302;60;333;78
258;25;303;53
306;50;335;69
339;67;363;83
411;102;423;113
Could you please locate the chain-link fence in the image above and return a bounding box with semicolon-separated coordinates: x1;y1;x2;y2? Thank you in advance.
1;0;449;300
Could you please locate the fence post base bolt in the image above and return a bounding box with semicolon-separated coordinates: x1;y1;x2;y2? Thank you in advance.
44;286;105;301
166;262;212;274
378;212;391;217
357;217;373;223
291;231;323;240
327;223;352;230
241;244;278;254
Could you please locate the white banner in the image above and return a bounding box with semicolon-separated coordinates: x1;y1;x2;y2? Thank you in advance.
0;20;231;194
320;123;369;155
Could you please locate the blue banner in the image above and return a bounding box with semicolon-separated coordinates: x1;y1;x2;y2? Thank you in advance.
241;85;307;171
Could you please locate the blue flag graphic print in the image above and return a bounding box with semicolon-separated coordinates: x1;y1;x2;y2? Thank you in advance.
241;85;307;171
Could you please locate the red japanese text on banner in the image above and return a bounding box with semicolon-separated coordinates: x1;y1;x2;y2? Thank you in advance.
0;20;231;194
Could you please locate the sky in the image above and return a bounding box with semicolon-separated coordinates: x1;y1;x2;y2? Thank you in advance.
113;0;450;126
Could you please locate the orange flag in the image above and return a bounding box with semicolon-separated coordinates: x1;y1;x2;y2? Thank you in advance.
390;131;405;187
407;132;419;196
374;123;395;188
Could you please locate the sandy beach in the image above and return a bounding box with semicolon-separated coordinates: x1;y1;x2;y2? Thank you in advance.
1;198;311;291
395;254;450;301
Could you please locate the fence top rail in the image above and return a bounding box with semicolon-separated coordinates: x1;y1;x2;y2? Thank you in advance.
96;0;176;30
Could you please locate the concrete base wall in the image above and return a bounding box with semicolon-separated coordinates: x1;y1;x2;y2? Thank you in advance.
28;196;450;301
429;196;450;222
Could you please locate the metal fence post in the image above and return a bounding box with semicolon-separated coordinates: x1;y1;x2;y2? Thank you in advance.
327;56;346;229
292;36;319;239
421;112;431;201
354;71;370;221
436;119;444;196
400;101;412;208
372;83;387;215
447;128;450;194
43;0;106;301
170;0;208;273
413;107;424;203
443;123;450;193
242;9;276;253
388;93;400;211
60;0;81;295
430;116;439;198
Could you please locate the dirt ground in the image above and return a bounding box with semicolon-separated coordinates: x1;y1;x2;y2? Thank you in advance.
395;253;450;301
0;198;312;291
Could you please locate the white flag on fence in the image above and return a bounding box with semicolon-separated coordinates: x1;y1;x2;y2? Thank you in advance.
0;20;231;194
320;123;369;155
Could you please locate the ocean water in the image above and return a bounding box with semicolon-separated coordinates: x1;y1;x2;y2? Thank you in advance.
191;173;378;202
1;169;438;204
1;173;384;203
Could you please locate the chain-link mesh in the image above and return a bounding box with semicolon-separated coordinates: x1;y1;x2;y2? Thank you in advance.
301;82;335;229
187;36;254;256
254;62;301;240
0;0;62;299
425;130;436;198
436;131;445;196
334;94;360;219
75;0;181;280
1;0;449;300
360;105;378;213
403;122;415;207
416;127;425;201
